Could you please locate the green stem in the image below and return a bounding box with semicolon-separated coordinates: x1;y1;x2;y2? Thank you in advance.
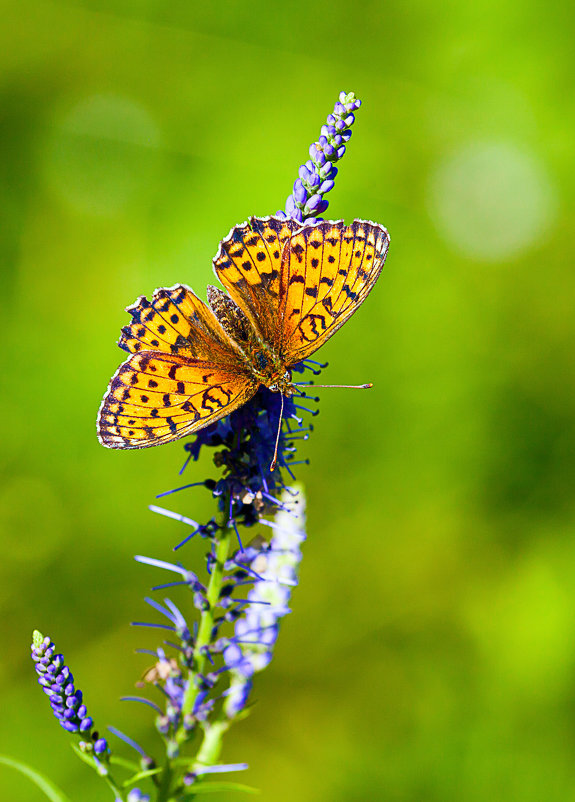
195;719;230;768
176;509;233;744
155;758;173;802
103;771;128;801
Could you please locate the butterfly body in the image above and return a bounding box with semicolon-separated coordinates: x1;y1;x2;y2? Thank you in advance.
205;284;293;394
97;216;389;450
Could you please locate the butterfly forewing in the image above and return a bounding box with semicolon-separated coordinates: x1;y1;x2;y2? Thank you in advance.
277;220;389;364
119;284;239;363
98;351;257;449
213;216;300;348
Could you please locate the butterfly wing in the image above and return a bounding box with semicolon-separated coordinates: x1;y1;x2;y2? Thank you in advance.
98;282;257;449
277;219;390;364
118;283;241;363
97;351;257;449
212;217;389;365
212;216;300;348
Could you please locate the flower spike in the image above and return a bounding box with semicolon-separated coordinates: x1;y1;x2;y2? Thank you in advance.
31;631;109;757
278;90;362;223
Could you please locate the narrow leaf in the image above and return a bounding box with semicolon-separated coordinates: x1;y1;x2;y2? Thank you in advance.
181;782;259;795
109;755;141;772
0;754;73;802
123;767;162;787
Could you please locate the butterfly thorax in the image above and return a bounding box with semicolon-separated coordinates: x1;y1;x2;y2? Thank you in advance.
207;285;295;396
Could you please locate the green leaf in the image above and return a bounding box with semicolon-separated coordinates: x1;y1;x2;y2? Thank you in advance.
123;767;162;787
109;755;141;773
0;754;73;802
181;781;260;795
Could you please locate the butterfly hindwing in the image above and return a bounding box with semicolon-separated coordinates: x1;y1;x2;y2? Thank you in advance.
97;351;257;449
277;220;390;363
212;216;300;347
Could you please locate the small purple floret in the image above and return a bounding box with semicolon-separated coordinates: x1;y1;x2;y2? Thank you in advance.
128;789;151;802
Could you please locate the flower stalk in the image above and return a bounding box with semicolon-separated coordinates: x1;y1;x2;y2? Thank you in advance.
177;506;233;735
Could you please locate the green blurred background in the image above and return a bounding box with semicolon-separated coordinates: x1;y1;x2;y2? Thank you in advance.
1;0;574;799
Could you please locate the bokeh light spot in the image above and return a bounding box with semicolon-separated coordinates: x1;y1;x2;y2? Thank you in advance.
428;141;557;261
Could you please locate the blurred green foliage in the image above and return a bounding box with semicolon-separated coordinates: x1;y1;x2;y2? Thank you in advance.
1;0;574;799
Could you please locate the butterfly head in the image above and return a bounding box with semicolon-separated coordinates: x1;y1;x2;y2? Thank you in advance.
267;370;296;397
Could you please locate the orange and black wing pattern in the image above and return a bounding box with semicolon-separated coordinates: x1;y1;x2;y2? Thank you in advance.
98;217;389;449
212;216;300;349
277;219;389;364
98;282;255;449
118;283;240;363
97;351;257;449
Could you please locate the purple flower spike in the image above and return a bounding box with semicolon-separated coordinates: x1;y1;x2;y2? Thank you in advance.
224;492;307;717
31;631;109;761
283;91;362;224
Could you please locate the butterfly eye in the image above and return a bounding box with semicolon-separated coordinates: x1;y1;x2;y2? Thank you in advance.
283;371;291;381
269;383;279;392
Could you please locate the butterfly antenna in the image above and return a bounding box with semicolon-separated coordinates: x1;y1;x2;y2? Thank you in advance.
294;382;373;389
270;393;285;473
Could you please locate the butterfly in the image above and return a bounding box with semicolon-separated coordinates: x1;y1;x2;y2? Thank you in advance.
97;215;390;465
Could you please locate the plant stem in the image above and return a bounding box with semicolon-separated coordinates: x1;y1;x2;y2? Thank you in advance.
155;758;173;802
177;508;233;743
195;719;230;768
103;771;128;801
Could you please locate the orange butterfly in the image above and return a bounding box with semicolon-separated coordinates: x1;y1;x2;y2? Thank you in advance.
97;216;389;463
